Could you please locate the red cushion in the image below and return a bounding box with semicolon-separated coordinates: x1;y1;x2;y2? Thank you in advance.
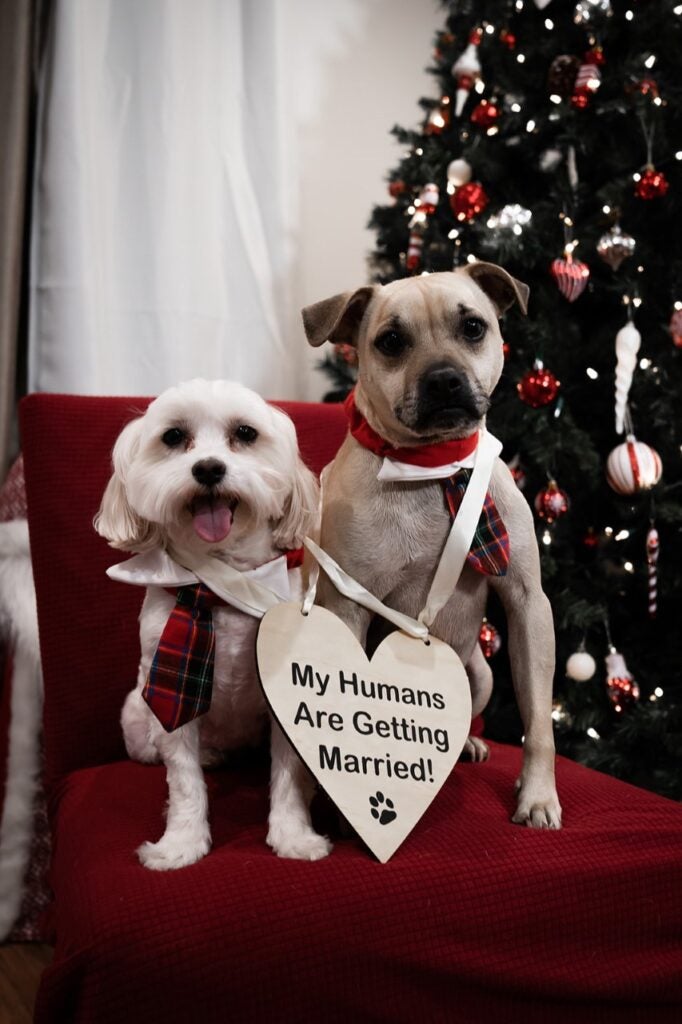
36;744;682;1023
19;394;347;789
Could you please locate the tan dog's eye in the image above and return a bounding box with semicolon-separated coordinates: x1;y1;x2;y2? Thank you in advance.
161;427;187;448
374;330;408;358
461;317;486;342
234;424;258;444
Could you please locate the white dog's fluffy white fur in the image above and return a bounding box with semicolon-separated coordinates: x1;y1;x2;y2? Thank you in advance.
95;378;331;869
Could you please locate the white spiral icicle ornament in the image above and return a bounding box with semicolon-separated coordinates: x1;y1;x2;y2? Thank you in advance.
614;320;641;434
451;30;482;117
646;525;660;617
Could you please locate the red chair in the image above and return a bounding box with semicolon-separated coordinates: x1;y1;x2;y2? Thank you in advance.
20;394;682;1024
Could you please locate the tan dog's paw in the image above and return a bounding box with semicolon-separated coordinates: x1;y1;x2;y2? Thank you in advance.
267;825;332;861
461;736;490;762
512;784;562;830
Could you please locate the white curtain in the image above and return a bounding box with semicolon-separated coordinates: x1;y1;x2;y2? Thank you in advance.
29;0;300;398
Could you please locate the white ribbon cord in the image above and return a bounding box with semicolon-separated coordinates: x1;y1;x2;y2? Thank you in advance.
303;429;501;637
303;537;429;640
417;430;501;628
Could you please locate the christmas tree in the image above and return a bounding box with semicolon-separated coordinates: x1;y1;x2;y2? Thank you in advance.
319;0;682;799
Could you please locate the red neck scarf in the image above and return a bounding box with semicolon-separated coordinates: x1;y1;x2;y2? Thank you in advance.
344;390;478;467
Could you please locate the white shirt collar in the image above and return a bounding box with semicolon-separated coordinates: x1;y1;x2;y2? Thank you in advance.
107;548;292;604
376;449;477;482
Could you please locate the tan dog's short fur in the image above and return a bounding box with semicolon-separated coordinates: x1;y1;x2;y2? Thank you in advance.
303;263;562;829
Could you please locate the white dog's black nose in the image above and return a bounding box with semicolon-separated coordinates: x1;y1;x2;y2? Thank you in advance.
192;458;226;487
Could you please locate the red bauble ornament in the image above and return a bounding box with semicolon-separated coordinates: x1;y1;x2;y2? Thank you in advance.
637;77;659;97
586;46;605;67
534;480;570;524
334;343;358;367
669;308;682;348
450;181;489;222
507;454;526;490
470;99;500;128
500;29;516;50
479;619;501;659
517;362;561;408
571;90;590;110
388;180;406;199
551;255;590;301
605;647;640;712
469;27;483;45
635;167;669;200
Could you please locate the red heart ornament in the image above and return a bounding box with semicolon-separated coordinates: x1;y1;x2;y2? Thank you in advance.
550;256;590;301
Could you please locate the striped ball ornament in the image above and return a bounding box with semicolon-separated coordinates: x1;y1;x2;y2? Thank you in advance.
606;436;662;495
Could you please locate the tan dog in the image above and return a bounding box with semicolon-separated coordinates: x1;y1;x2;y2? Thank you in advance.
302;262;562;829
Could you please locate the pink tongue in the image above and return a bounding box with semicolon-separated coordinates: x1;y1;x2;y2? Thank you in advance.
192;499;234;543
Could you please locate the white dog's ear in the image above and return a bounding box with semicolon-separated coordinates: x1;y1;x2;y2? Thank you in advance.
461;261;529;316
94;417;160;552
268;408;320;550
302;286;377;348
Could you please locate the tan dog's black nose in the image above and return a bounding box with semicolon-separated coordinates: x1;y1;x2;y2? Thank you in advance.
422;365;466;401
192;459;226;487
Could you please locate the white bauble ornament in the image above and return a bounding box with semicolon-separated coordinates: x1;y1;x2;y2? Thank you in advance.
566;650;597;681
534;0;553;8
606;435;662;494
447;159;473;187
614;321;641;434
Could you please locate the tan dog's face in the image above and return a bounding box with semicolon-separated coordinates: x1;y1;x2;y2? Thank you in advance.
303;263;528;443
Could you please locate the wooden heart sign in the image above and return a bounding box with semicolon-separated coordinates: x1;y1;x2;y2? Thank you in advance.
257;602;472;863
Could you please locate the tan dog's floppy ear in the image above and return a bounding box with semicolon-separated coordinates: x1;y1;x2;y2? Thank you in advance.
461;261;529;316
94;417;161;552
302;286;376;347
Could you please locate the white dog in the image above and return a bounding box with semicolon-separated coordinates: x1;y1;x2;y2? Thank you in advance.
95;378;332;869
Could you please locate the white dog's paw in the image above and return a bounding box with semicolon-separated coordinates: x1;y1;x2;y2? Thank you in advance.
512;784;562;830
267;825;332;862
137;830;211;870
461;736;490;763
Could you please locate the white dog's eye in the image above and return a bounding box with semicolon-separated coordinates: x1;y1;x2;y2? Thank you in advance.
161;427;187;448
234;424;258;444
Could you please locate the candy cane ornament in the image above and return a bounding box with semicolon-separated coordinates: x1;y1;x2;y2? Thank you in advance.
646;525;660;618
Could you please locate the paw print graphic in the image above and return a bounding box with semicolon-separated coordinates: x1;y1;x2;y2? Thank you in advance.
369;791;397;825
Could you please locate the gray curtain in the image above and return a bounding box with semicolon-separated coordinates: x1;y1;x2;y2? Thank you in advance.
0;0;38;482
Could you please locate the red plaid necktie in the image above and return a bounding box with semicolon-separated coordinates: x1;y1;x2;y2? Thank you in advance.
442;470;509;576
143;583;226;732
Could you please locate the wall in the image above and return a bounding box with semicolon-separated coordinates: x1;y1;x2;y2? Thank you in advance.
285;0;442;398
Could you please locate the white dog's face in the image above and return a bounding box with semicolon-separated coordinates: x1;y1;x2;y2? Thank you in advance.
95;379;318;559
